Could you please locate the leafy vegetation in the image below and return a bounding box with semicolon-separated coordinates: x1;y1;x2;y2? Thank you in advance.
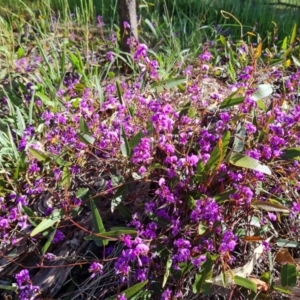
1;0;300;299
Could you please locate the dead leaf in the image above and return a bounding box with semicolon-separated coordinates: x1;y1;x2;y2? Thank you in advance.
275;248;296;265
207;242;265;287
249;277;269;292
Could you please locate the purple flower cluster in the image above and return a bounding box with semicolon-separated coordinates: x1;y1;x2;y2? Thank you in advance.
115;236;151;282
15;269;40;300
89;262;104;278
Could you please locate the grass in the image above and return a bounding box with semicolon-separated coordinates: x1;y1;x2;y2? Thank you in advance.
0;0;300;299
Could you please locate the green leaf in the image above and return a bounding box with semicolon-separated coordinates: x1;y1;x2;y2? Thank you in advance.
251;84;273;101
281;148;300;160
116;80;124;106
90;199;107;246
281;263;297;287
282;36;288;50
220;35;226;47
22;206;38;227
198;222;208;235
111;183;129;212
84;229;138;242
0;284;17;291
260;272;271;283
251;200;290;213
76;188;89;199
290;23;297;45
229;153;271;175
29;148;50;162
219;96;244;109
234;275;257;292
93;76;104;108
16;107;26;135
150;77;186;92
62;166;71;188
163;255;172;288
17;47;25;59
77;132;95;145
145;18;158;38
192;253;212;294
214;190;235;204
256;99;266;111
36;91;56;107
106;280;148;300
120;126;130;157
277;239;299;248
116;203;132;221
30;209;63;237
129;131;143;151
79;117;91;134
205;131;231;173
42;226;57;254
147;212;170;229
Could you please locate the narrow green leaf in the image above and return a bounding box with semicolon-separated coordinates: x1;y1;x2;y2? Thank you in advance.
120;126;130;157
273;284;292;295
22;205;38;227
281;36;288;50
79;117;90;134
281;148;300;160
150;77;186;92
220;35;226;47
219;96;244;109
234;275;257;292
147;212;170;229
277;239;299;248
36;91;55;107
16;107;26;135
90;199;107;246
30;210;63;237
192;253;212;294
163;255;172;288
29;148;50;162
42;226;57;254
106;280;148;300
116;203;132;221
205;131;231;173
290;23;297;45
84;229;137;241
77;132;95;145
116;80;124;106
0;285;17;291
76;188;89;199
129;131;143;151
229;153;271;175
62;166;71;188
145;18;158;38
281;263;297;287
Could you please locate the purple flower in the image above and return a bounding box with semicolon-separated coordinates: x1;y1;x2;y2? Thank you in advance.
15;269;40;300
52;230;65;243
134;44;148;61
117;293;127;300
267;212;276;221
218;230;237;253
97;15;105;27
123;21;130;29
89;262;104;278
161;288;172;300
199;51;212;61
